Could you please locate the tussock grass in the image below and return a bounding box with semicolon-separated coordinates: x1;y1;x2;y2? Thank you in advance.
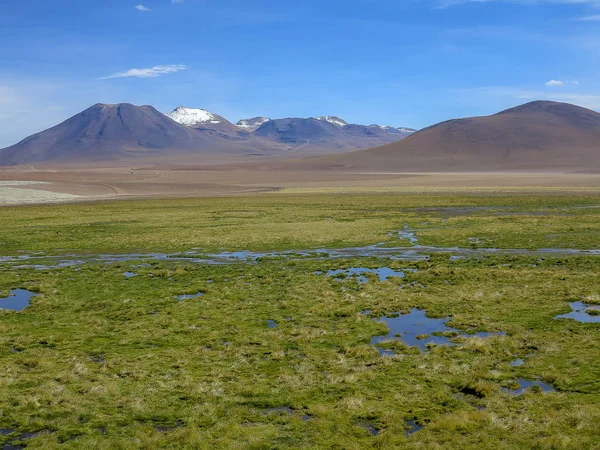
0;194;599;448
0;192;599;254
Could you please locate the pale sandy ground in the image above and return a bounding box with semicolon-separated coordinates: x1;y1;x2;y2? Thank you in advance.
0;181;81;206
1;163;600;206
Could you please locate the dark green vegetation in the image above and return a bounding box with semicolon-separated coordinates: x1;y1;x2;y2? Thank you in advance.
0;193;599;448
1;193;600;255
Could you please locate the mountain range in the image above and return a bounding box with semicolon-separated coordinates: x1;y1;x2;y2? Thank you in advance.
0;104;415;165
166;107;416;153
299;101;600;172
2;100;599;171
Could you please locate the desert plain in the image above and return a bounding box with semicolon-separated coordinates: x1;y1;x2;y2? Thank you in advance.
3;161;600;207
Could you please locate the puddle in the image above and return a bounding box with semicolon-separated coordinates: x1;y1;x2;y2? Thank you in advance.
0;429;14;436
0;289;37;312
405;420;422;437
396;229;418;245
510;358;525;367
263;407;294;416
12;260;84;270
371;309;504;353
356;421;379;436
89;353;105;363
176;292;204;301
154;420;184;432
502;379;555;395
5;226;600;272
124;272;136;278
17;430;44;441
555;302;600;323
455;393;487;410
267;320;278;328
325;267;411;284
4;430;53;446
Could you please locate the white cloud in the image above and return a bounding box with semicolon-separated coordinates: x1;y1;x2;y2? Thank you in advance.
99;65;189;80
135;4;151;12
545;79;580;87
172;0;185;3
579;14;600;20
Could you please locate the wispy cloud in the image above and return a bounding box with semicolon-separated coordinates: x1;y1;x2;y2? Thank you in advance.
135;4;151;12
99;65;189;80
171;0;184;3
579;14;600;20
545;79;579;87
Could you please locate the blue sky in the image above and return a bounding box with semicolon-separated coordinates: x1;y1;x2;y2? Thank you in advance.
1;0;599;146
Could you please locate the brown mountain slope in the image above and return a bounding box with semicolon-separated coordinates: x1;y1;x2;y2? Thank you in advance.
0;103;283;165
302;101;600;172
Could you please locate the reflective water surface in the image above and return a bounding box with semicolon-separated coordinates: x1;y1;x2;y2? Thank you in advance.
502;379;555;395
0;289;37;312
371;308;504;353
325;267;412;284
176;292;204;301
555;302;600;323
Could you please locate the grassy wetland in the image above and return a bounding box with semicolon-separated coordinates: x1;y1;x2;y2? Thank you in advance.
0;192;600;449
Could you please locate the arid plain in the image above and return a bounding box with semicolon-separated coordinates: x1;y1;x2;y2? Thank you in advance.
2;161;600;207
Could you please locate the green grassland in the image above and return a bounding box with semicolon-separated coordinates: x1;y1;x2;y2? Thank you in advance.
0;193;599;449
0;193;600;255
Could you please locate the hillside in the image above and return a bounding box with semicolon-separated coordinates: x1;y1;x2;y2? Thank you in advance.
0;104;414;165
303;101;600;172
0;103;282;165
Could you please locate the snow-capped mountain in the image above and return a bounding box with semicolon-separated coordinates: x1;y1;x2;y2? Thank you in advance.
166;106;258;141
316;116;348;127
166;107;222;126
367;125;416;135
237;117;270;131
0;103;418;165
316;117;415;135
254;117;415;151
0;103;244;165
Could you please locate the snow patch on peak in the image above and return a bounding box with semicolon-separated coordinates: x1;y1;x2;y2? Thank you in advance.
96;103;121;110
397;127;417;134
316;116;348;127
368;124;393;130
166;107;221;126
368;124;415;133
236;117;270;130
